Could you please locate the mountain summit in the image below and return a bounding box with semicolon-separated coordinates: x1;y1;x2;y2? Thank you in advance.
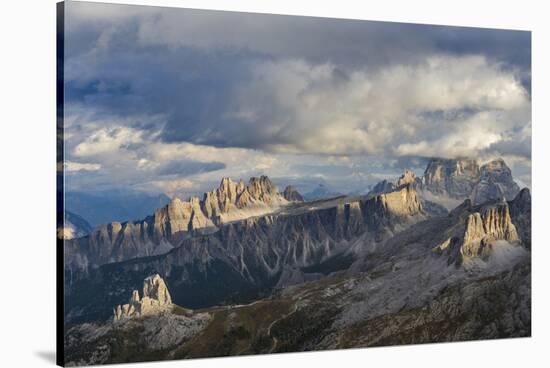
471;158;520;204
370;157;521;207
421;158;520;204
65;176;302;270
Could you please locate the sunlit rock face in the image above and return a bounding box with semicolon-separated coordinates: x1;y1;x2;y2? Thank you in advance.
461;203;519;258
66;184;427;323
113;274;173;321
65;176;298;270
365;184;423;219
396;170;419;187
434;199;521;265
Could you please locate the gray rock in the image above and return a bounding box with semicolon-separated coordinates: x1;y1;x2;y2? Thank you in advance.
282;185;304;202
113;274;173;321
422;158;480;199
65;176;290;271
471;158;520;204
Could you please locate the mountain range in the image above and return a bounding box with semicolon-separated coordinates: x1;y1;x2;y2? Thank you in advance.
64;176;301;273
63;157;531;365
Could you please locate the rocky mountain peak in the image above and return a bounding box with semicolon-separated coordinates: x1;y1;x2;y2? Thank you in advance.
143;274;172;305
422;158;480;198
436;201;520;265
66;174;293;271
247;175;277;199
367;184;423;218
470;158;520;204
220;177;234;187
461;203;519;257
396;169;418;187
283;185;304;202
113;274;173;321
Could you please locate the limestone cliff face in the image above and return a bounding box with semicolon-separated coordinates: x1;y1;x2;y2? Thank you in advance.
460;203;519;258
370;157;522;207
365;184;422;219
435;200;521;264
144;186;422;280
202;177;245;218
113;274;172;321
66;176;293;270
153;196;215;243
67;185;426;321
471;159;520;204
422;158;480;199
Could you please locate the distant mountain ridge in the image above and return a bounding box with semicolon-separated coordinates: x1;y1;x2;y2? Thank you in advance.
65;176;302;271
65;183;531;325
65;183;426;322
370;157;521;207
303;183;343;201
62;157;531;326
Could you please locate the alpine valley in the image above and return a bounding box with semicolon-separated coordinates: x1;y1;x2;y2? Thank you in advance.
63;157;531;366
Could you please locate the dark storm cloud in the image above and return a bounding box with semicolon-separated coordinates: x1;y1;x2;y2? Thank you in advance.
65;3;530;72
64;2;530;153
63;2;531;193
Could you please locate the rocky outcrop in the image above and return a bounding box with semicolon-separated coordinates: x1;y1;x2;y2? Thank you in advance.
154;196;215;242
65;176;291;270
435;200;520;264
202;176;281;219
113;274;173;321
396;170;420;187
470;159;520;204
365;184;423;219
460;203;519;258
283;185;304;202
422;158;480;199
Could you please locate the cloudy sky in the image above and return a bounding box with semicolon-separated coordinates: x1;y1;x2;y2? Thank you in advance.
62;1;531;198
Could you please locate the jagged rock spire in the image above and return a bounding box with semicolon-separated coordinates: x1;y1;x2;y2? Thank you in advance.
113;274;173;321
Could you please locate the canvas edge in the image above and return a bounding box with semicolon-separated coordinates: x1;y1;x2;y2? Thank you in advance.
56;1;66;367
